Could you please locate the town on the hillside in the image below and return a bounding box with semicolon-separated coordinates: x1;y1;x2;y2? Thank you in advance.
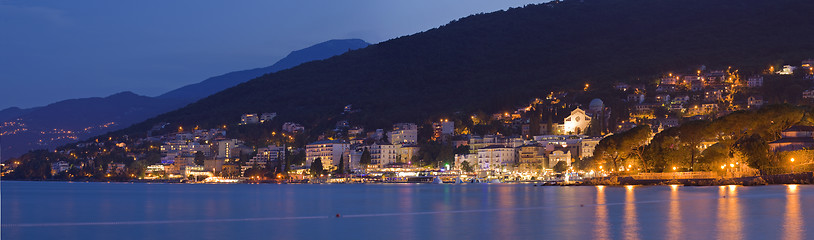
4;60;814;184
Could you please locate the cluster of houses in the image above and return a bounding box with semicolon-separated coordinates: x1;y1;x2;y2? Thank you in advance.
613;60;814;134
302;110;602;177
305;123;424;171
453;134;600;175
239;113;277;125
41;60;814;179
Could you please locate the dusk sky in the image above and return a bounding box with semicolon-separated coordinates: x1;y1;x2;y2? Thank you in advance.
0;0;546;109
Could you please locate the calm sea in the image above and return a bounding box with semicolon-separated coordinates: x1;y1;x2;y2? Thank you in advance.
1;181;810;240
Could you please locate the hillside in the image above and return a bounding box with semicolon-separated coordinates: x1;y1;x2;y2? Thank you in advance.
120;0;814;137
0;39;370;160
157;39;370;101
1;92;186;160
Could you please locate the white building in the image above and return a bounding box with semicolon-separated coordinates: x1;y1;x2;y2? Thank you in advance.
747;75;763;88
240;114;260;125
433;120;454;140
371;143;399;166
476;145;517;171
777;65;796;75
282;122;305;133
305;140;349;170
748;96;764;109
260;113;277;122
161;140;210;156
51;161;70;175
563;108;592;135
548;149;572;168
247;145;285;167
388;123;418;145
577;138;601;160
804;89;814;99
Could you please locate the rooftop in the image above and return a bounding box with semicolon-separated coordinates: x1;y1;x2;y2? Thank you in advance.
783;125;814;133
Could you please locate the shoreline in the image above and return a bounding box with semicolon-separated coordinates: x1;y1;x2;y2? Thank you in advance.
3;171;813;187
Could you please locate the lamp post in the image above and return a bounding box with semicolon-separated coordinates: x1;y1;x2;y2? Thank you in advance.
790;158;795;173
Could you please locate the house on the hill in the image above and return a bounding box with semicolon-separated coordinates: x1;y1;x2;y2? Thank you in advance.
769;125;814;152
748;96;764;109
747;75;763;88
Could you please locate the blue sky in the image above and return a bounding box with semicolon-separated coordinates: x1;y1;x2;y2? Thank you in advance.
0;0;545;109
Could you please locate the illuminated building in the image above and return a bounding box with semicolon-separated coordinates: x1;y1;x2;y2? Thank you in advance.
432;119;454;141
769;125;814;152
217;139;241;159
387;123;418;145
547;148;571;168
247;145;285;167
240;114;260;125
305;140;349;170
50;161;70;175
518;145;546;173
562;108;591;135
370;143;399;166
476;145;516;171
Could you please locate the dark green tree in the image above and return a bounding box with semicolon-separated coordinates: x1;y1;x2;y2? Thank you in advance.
734;134;772;173
310;157;323;176
553;161;568;173
453;145;471;155
360;148;371;167
194;151;206;166
678;120;710;171
460;160;474;172
335;155;346;175
528;106;541;139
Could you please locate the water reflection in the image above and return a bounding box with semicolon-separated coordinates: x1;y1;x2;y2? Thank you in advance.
398;186;416;239
717;185;742;239
666;185;683;240
493;186;516;239
624;185;640;240
783;185;802;240
3;182;813;240
594;186;609;239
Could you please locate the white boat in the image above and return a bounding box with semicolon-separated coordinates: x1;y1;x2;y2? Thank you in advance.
490;179;501;184
432;176;444;184
454;177;463;184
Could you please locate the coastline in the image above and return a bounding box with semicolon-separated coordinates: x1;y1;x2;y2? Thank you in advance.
4;171;813;187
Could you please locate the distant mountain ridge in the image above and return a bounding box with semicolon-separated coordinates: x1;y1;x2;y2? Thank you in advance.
158;39;370;101
0;91;186;161
0;39;370;160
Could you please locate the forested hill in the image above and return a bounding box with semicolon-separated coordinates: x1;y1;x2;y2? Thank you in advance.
122;0;814;135
157;39;370;101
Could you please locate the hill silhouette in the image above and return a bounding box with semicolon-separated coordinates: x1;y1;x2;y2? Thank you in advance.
158;39;370;101
120;0;814;137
